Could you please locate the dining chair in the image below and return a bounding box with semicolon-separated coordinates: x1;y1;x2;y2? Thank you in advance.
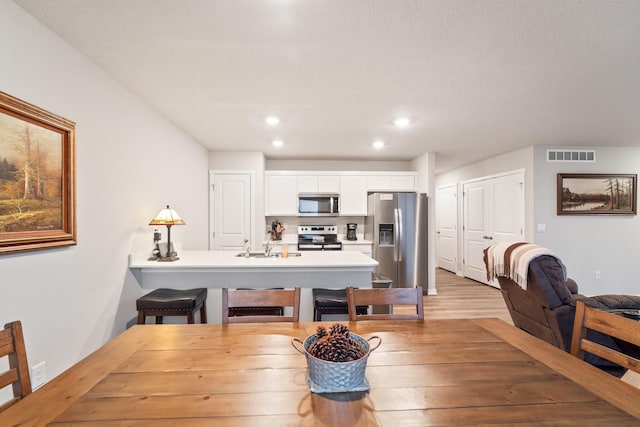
571;300;640;375
222;287;301;323
0;321;32;413
227;287;285;318
346;286;424;321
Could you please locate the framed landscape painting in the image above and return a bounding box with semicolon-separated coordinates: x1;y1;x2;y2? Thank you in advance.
0;91;76;254
557;173;637;215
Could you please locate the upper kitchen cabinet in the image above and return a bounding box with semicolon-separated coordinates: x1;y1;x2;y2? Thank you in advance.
367;173;417;192
297;174;340;193
265;173;297;215
339;175;368;215
265;171;418;217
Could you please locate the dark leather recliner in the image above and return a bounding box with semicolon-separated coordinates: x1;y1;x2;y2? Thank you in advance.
494;254;640;377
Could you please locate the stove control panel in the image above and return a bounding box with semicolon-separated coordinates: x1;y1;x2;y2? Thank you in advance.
298;225;337;234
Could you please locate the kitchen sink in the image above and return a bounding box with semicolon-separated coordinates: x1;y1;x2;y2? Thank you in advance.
236;251;302;258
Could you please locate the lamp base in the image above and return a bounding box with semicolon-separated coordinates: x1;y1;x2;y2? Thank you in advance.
157;255;180;262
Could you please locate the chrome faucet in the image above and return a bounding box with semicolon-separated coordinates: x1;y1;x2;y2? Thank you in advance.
243;239;250;258
264;240;274;257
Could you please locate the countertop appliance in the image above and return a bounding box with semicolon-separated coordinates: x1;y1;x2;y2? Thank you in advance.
346;223;358;240
297;225;342;251
298;193;339;216
365;193;427;291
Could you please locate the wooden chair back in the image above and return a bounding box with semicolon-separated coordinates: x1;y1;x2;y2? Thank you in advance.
346;286;424;321
0;321;32;412
571;300;640;374
222;287;301;323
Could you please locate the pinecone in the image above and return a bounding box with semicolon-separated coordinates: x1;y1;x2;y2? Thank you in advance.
327;335;366;362
308;337;331;358
329;323;349;336
307;323;366;362
315;325;328;339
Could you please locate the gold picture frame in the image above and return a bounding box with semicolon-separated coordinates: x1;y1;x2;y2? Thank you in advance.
0;91;76;254
557;173;637;215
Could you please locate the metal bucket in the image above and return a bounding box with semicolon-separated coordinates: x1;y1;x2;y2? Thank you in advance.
292;332;381;392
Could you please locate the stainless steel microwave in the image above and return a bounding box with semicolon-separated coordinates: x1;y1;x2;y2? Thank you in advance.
298;193;340;216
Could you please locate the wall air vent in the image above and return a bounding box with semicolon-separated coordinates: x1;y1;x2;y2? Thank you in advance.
546;149;596;162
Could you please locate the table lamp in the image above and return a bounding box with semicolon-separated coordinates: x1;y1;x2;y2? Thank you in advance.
148;205;185;261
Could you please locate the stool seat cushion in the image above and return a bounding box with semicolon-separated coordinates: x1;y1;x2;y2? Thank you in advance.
312;288;368;321
137;288;207;311
313;288;349;307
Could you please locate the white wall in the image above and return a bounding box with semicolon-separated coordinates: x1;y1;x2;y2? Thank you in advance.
435;147;535;274
0;1;209;388
533;145;640;296
411;153;437;295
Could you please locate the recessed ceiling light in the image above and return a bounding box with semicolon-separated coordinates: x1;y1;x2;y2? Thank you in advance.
272;139;284;147
265;116;280;126
372;140;385;150
393;117;411;127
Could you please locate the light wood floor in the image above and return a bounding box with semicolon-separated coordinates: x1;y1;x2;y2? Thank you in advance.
424;268;512;324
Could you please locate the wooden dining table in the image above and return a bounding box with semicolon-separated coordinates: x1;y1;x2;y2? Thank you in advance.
2;318;639;426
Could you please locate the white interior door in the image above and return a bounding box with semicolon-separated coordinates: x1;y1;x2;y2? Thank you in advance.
492;174;524;245
211;172;252;251
463;181;489;283
436;184;458;273
463;171;524;287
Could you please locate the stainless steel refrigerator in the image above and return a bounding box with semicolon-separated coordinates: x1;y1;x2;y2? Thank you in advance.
365;192;428;292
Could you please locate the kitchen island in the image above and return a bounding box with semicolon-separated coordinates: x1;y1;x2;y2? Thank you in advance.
129;250;378;323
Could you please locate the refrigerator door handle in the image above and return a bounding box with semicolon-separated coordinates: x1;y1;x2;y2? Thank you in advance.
397;207;403;262
393;208;399;261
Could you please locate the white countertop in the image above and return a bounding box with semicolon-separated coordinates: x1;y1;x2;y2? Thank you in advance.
340;239;372;245
129;249;377;270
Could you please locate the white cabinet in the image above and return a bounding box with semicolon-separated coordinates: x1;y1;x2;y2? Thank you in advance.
296;175;318;193
367;175;392;191
390;174;416;191
297;175;339;193
339;175;368;216
265;174;297;215
367;173;416;192
265;171;417;217
318;175;340;192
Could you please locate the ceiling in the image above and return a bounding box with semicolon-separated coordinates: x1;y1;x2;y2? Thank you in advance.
14;0;640;173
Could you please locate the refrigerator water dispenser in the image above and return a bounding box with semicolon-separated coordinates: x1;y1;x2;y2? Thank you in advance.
379;224;394;245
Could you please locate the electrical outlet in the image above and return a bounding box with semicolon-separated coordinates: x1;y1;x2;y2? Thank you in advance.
31;361;46;390
595;271;601;281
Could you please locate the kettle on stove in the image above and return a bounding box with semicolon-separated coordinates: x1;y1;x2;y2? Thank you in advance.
346;223;357;241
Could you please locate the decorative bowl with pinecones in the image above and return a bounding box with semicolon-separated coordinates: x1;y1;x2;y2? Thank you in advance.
292;323;381;392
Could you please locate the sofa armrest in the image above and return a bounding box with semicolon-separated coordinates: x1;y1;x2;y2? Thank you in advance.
564;278;579;294
575;294;640;310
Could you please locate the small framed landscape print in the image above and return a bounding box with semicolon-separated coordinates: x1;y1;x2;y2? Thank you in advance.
557;173;637;215
0;91;76;254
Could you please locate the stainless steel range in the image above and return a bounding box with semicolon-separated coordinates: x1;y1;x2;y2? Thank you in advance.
297;225;342;251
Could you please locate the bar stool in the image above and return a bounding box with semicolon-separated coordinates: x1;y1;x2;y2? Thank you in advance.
136;288;208;324
312;288;368;321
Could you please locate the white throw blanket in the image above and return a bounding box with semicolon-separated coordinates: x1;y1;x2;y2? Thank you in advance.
484;242;564;290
